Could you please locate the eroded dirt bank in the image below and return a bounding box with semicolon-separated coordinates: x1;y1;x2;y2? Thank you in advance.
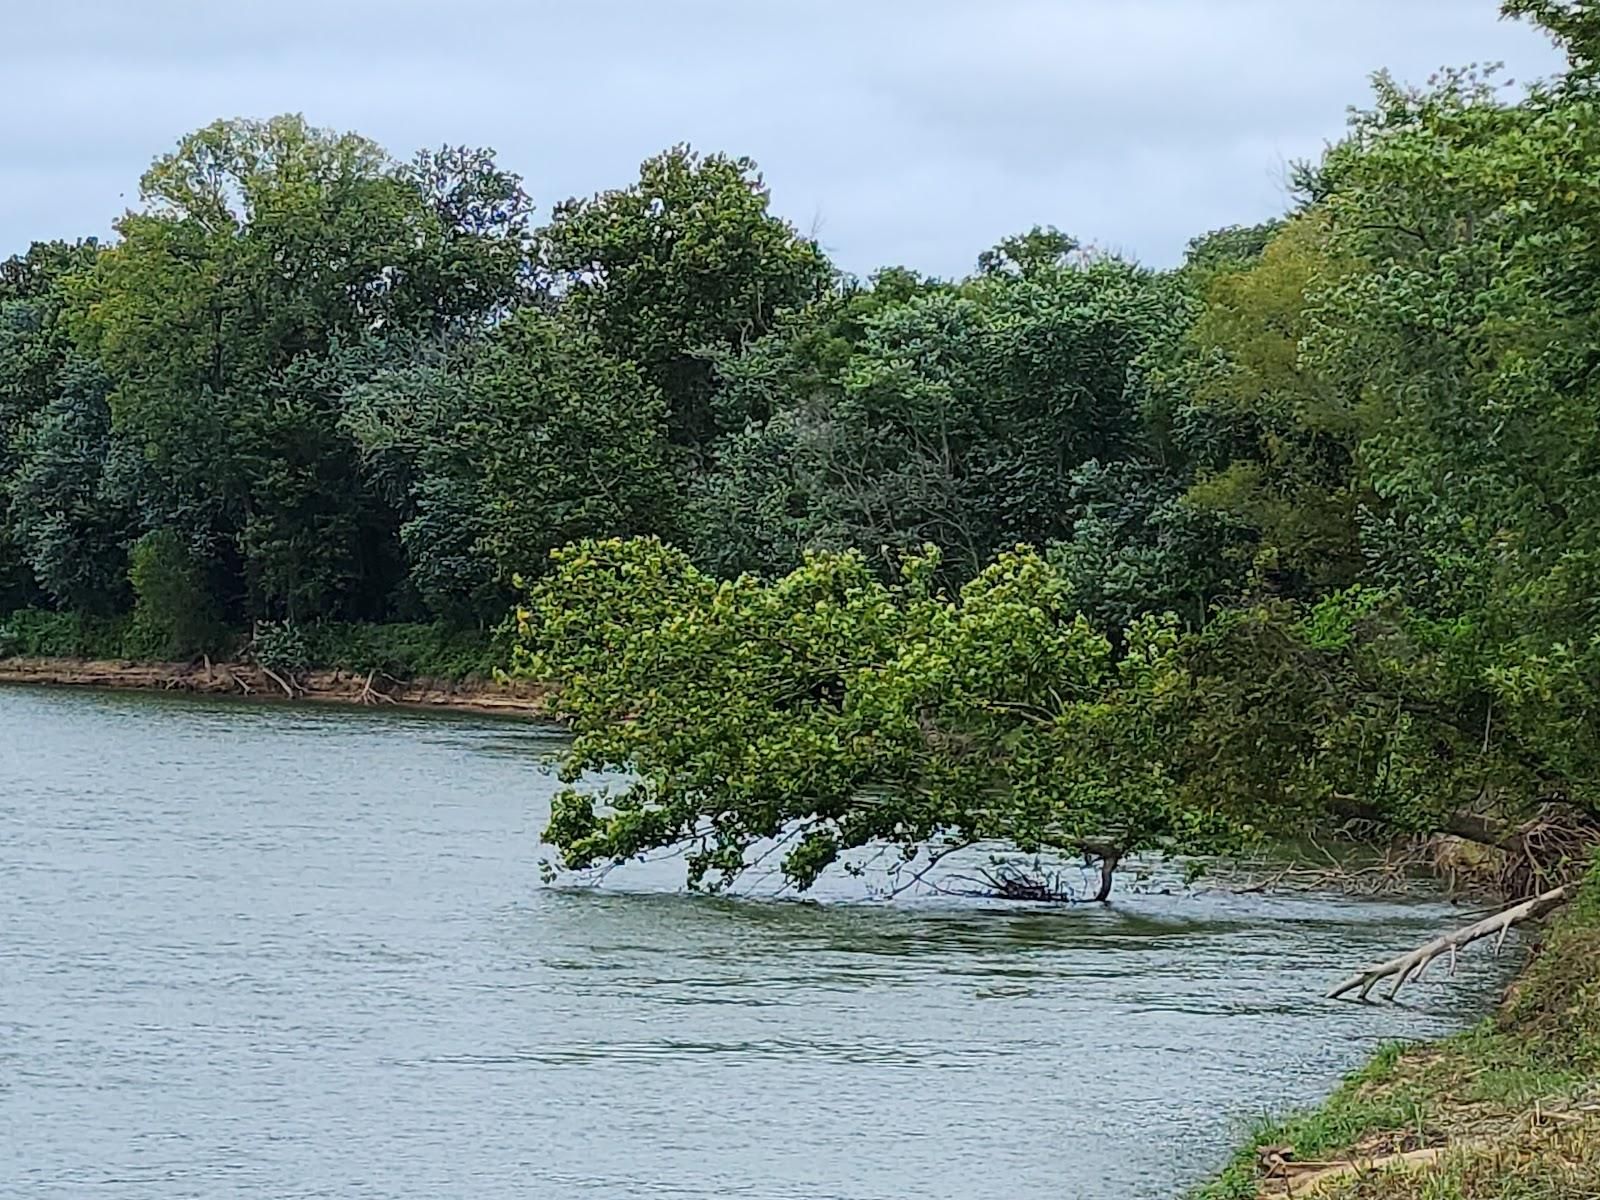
0;655;550;716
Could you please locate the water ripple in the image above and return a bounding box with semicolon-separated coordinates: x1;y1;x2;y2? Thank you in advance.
0;684;1510;1200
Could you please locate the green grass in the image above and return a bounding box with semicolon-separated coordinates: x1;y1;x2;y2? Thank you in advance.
1200;1046;1423;1199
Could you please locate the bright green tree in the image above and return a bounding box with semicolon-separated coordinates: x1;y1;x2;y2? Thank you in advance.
1172;215;1370;594
516;537;1255;898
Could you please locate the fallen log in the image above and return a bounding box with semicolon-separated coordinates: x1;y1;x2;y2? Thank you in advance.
1257;1145;1466;1197
1328;882;1577;1001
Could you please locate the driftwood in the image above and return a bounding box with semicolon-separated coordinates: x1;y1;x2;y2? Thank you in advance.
1203;840;1436;899
259;663;300;699
208;656;253;695
1257;1144;1468;1197
1328;882;1577;1001
964;864;1083;903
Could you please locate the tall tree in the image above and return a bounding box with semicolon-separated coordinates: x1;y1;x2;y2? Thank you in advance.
74;116;531;620
806;257;1178;578
344;310;676;621
539;146;834;453
0;241;107;610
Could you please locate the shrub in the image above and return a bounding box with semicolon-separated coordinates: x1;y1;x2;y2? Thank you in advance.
301;620;500;681
127;529;223;659
0;608;136;659
250;621;312;677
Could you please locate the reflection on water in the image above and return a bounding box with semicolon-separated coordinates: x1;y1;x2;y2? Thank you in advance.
0;685;1511;1200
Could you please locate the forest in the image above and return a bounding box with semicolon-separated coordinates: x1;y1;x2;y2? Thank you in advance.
3;0;1600;919
517;0;1600;923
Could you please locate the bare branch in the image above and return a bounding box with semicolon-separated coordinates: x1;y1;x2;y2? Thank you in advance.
1327;882;1577;1002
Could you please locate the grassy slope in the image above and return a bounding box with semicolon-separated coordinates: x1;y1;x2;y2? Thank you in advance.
1200;862;1600;1199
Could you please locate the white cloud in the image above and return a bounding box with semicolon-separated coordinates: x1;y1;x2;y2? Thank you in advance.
0;0;1565;275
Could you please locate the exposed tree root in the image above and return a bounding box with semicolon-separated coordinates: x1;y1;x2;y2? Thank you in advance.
259;663;301;699
210;658;253;695
1498;809;1600;897
1328;882;1578;1002
1332;799;1600;896
355;669;398;706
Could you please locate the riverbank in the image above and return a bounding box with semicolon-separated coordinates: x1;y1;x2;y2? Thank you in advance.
1199;860;1600;1199
0;654;551;716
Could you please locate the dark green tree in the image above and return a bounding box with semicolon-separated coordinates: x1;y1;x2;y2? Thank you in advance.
806;258;1179;577
9;357;137;612
345;310;676;617
75;116;531;621
0;242;106;610
539;145;834;453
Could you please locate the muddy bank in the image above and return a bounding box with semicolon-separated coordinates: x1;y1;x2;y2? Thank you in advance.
0;655;551;716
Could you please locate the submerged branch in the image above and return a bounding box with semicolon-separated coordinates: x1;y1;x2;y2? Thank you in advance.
1327;882;1578;1002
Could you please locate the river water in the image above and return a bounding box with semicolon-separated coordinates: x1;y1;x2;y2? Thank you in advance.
1;686;1511;1199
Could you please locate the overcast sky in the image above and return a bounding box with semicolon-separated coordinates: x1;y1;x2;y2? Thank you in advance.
3;1;1566;277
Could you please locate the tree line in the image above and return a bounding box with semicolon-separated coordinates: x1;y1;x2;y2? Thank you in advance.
512;0;1600;898
0;120;1248;659
2;102;1254;625
0;123;833;653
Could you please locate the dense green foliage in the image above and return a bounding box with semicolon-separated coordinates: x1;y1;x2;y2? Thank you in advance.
539;146;834;453
517;538;1244;891
0;119;835;636
510;3;1600;893
9;3;1600;898
127;528;223;659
